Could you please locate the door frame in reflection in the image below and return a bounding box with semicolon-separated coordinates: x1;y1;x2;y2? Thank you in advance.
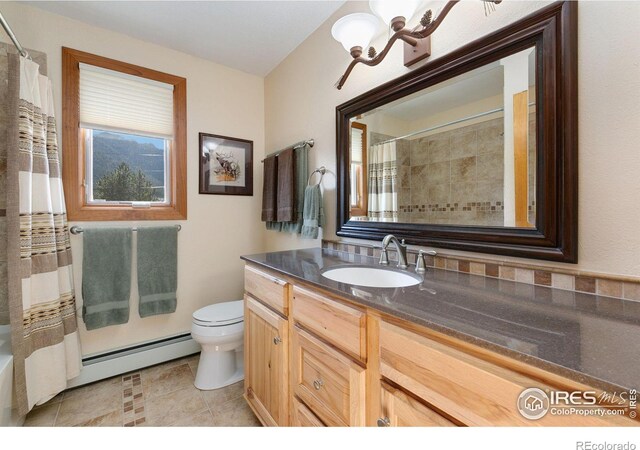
350;121;368;217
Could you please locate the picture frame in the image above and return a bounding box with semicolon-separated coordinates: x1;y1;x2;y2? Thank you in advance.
199;132;253;196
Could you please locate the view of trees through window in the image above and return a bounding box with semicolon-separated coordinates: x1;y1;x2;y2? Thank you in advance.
91;130;167;202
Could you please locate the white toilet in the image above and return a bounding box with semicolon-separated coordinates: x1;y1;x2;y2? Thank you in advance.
191;300;244;390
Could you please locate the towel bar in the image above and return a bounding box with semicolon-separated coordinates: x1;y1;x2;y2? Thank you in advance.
261;138;314;162
70;225;181;235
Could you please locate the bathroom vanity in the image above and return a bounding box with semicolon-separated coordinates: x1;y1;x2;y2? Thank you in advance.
241;248;639;427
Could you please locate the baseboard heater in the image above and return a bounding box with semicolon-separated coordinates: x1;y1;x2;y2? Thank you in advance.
67;332;201;389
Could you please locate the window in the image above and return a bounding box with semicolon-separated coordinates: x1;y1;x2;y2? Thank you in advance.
62;48;187;220
350;122;367;217
84;129;169;205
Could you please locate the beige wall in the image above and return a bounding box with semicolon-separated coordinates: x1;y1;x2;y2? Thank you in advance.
265;1;640;278
1;3;266;354
3;1;639;356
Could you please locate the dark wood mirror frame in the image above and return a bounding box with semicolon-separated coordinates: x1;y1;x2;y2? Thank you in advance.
336;1;577;263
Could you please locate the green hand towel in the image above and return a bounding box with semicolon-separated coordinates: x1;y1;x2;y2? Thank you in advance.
137;226;178;318
82;228;132;330
301;184;324;239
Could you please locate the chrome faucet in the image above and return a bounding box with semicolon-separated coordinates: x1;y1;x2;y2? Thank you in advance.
380;234;409;269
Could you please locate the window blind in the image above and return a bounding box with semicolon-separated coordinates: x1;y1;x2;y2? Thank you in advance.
79;63;174;139
351;126;363;163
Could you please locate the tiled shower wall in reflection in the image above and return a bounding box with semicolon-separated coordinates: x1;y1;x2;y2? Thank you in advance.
371;117;536;226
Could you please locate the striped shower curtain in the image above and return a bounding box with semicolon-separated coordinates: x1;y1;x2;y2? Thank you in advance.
367;141;398;221
6;53;81;415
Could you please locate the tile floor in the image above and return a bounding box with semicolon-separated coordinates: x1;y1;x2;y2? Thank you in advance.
23;353;261;427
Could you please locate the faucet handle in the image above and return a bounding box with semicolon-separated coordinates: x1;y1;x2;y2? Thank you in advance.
379;248;390;265
416;251;427;273
415;249;436;273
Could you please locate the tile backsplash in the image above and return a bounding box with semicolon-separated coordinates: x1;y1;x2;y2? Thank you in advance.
322;239;640;302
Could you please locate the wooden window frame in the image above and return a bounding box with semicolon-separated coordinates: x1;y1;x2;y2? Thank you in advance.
349;122;368;217
62;47;187;221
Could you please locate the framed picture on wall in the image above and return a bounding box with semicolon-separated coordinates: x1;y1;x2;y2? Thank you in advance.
199;132;253;196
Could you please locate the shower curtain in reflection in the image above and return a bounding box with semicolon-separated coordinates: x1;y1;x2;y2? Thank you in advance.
5;51;81;415
367;141;398;222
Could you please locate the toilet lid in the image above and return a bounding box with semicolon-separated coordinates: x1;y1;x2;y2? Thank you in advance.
193;300;243;326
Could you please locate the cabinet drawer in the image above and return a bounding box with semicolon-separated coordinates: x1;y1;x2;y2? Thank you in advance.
292;326;366;427
379;320;634;426
292;286;366;361
244;265;289;316
291;397;326;427
380;381;457;427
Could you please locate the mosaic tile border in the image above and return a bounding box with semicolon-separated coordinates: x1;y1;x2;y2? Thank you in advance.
400;201;506;214
122;372;146;426
322;239;640;302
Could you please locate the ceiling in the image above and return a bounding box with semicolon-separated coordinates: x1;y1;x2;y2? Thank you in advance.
27;1;346;76
377;48;536;122
382;64;506;122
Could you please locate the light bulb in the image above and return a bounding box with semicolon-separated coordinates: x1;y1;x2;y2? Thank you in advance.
331;13;380;57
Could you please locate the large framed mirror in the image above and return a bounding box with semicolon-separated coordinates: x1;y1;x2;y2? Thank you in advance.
336;2;577;262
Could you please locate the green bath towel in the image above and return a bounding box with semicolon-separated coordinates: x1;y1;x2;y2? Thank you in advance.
82;228;132;330
266;144;309;233
301;184;324;239
137;227;178;318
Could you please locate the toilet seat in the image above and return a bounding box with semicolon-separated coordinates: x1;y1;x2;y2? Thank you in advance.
192;300;243;327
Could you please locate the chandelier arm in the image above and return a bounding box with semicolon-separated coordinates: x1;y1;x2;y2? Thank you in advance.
336;0;462;90
412;0;460;39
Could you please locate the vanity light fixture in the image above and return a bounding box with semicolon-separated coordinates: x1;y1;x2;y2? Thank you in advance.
332;0;502;90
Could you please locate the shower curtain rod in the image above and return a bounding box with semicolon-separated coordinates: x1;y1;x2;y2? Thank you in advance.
376;102;536;146
261;138;314;162
0;11;29;59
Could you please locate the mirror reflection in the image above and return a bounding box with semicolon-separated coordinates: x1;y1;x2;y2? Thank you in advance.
349;46;537;228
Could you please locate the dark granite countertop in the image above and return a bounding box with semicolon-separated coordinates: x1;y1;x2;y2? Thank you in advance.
242;248;640;392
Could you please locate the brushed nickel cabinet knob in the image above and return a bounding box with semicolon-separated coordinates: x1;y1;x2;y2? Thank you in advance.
377;417;391;427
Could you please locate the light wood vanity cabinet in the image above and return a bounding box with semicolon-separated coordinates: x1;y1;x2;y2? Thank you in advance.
376;320;636;427
243;265;291;427
243;263;636;427
244;296;288;426
291;326;366;426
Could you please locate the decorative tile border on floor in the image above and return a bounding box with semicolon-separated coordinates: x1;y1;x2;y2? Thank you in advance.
122;372;146;426
322;239;640;302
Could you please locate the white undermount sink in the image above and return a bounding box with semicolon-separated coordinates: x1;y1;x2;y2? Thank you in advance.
321;266;422;288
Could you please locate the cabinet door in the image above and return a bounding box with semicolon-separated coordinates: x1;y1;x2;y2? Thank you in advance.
244;295;288;426
379;381;457;427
